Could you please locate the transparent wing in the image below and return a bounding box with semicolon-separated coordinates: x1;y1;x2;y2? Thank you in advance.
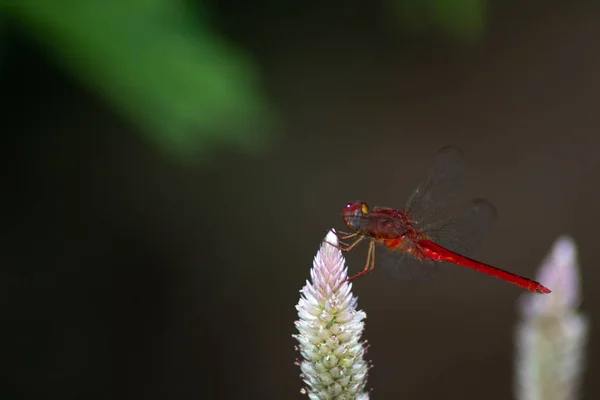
378;199;497;282
404;146;465;227
378;240;438;283
421;198;498;257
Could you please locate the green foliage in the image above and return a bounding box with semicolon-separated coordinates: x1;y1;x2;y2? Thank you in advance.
1;0;488;161
387;0;487;40
7;0;277;159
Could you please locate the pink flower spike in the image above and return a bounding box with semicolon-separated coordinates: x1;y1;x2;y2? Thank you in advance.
293;230;370;399
515;235;588;400
520;236;582;318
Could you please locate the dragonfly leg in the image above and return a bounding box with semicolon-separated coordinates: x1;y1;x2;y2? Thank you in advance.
326;235;365;252
333;230;358;240
347;240;376;281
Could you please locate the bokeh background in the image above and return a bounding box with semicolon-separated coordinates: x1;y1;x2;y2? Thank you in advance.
2;0;599;399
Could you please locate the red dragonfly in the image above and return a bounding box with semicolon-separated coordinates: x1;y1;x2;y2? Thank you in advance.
330;146;551;294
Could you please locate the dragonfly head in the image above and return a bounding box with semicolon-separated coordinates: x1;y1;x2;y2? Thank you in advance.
342;201;369;231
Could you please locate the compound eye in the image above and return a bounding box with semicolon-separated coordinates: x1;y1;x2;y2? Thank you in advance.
361;202;369;215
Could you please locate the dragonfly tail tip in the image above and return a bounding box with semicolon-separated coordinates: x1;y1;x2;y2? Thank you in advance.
537;285;552;294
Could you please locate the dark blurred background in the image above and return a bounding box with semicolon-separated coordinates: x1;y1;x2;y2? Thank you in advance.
1;0;599;399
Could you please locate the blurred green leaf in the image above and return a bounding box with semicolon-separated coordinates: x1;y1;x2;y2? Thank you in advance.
432;0;486;39
9;0;277;159
387;0;487;40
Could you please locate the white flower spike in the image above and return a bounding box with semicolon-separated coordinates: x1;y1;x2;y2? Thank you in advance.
293;230;371;400
515;236;588;400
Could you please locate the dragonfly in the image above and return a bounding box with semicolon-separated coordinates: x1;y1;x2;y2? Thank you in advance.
329;146;551;294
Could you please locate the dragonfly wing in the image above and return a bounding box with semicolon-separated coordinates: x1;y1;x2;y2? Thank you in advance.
404;146;466;226
421;198;497;257
378;242;438;283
